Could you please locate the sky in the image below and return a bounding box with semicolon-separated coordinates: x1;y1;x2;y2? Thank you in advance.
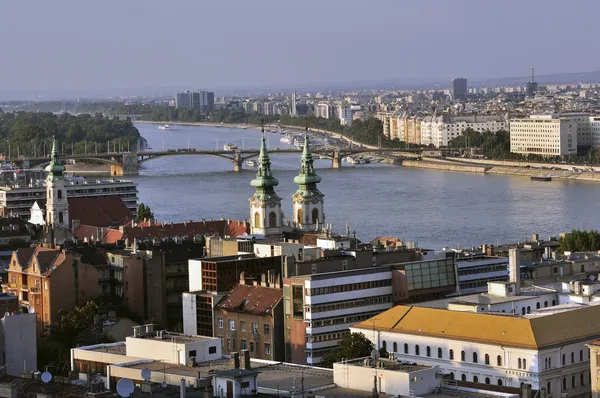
1;0;600;98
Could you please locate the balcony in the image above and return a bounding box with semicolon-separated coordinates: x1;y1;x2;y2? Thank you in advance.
20;284;28;291
5;283;17;290
29;287;41;294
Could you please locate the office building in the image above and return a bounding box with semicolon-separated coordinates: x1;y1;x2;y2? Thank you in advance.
452;78;468;101
176;90;215;112
0;174;138;220
510;114;579;156
175;91;193;110
291;91;297;116
454;255;508;295
338;105;352;126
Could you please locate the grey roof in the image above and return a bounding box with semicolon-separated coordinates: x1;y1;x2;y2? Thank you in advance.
214;369;261;378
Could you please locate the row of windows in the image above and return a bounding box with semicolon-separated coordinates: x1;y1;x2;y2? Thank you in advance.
449;373;503;386
457;264;507;276
225;338;271;355
307;331;350;343
459;276;506;290
308;311;380;328
217;318;270;335
307;295;392;313
306;279;391;296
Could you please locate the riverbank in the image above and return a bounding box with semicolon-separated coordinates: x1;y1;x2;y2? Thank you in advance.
136;120;375;149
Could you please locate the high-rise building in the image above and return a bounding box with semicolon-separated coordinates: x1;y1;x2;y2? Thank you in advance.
291;91;297;116
526;68;538;98
339;105;352;126
452;78;468;101
175;91;193;110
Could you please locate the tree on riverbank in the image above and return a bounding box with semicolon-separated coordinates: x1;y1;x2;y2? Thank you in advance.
0;112;140;157
137;203;154;221
559;229;600;252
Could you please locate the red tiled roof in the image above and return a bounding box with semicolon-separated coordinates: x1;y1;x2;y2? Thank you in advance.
121;219;249;240
104;229;124;244
13;246;64;275
68;197;133;228
216;284;282;316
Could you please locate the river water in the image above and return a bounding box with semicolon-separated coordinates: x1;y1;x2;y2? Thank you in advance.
130;123;600;250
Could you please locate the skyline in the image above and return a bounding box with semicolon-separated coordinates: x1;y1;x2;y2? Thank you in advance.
2;0;600;100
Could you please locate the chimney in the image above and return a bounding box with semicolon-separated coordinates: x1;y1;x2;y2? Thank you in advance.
509;248;521;295
239;271;245;285
544;246;552;259
521;383;532;398
532;233;540;242
240;349;251;370
180;378;187;398
230;352;240;369
242;219;247;228
227;218;231;225
260;273;267;287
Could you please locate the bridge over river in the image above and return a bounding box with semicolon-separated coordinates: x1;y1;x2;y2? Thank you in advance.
10;147;440;176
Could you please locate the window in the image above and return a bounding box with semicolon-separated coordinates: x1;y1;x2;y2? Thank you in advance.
57;190;62;199
240;321;246;332
227;339;231;350
449;349;454;360
552;300;556;306
572;375;576;388
521;307;526;315
311;208;319;224
58;212;63;223
218;318;223;329
264;324;270;335
580;350;584;361
473;376;478;383
250;342;254;353
518;358;522;369
438;348;442;359
232;339;236;350
393;342;397;353
382;341;387;352
461;374;466;382
562;354;566;365
498;379;503;386
189;350;197;358
544;301;548;307
581;373;585;386
265;343;271;355
449;373;454;380
254;212;260;228
473;352;477;363
404;343;408;354
241;340;247;350
268;211;277;228
547;382;551;394
461;351;465;361
485;377;490;385
415;345;420;356
497;355;502;366
426;346;431;357
523;359;526;369
536;302;540;309
229;319;235;330
209;346;217;354
251;322;258;333
549;357;552;368
292;285;304;319
571;352;575;364
562;378;567;391
485;354;489;365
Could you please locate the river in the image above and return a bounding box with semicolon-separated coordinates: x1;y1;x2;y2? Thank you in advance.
130;123;600;250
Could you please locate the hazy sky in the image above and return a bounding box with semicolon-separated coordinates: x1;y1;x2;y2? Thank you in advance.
2;0;600;95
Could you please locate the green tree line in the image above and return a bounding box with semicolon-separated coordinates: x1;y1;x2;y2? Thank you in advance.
559;229;600;252
0;112;141;157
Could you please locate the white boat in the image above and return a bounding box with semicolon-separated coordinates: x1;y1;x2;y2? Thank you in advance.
245;160;258;167
280;134;294;144
158;124;170;130
223;143;239;151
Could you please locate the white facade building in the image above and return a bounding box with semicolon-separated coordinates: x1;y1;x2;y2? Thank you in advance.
510;114;578;156
339;106;352;126
352;303;600;396
1;312;37;377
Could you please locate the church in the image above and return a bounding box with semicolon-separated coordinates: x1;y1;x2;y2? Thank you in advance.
249;126;325;238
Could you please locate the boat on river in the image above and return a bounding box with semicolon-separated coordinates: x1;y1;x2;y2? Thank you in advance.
245;160;258;167
158;124;170;130
531;175;552;181
223;143;239;151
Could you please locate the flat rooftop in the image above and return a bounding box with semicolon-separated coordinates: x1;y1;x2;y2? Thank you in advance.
130;332;219;344
89;343;127;355
417;285;559;308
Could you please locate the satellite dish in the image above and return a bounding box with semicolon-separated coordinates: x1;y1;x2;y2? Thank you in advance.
371;349;380;360
542;253;548;260
141;368;151;381
41;372;52;383
590;275;597;281
116;378;135;397
28;307;35;314
3;312;9;318
161;381;168;388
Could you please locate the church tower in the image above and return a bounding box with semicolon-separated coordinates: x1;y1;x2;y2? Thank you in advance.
45;137;69;230
249;128;282;236
292;134;324;230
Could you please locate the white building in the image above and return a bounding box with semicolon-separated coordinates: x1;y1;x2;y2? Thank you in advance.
315;102;333;119
510;114;578;156
339;105;352;126
1;312;37;377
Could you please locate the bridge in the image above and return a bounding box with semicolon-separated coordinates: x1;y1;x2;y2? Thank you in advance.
9;147;436;176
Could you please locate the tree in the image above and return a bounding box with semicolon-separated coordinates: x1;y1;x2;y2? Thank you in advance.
137;203;154;221
560;229;600;252
320;332;374;368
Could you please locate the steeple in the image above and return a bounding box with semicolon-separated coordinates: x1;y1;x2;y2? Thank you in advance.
292;122;325;230
249;121;282;236
45;136;66;180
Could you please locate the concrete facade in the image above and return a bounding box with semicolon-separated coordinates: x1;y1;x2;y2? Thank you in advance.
0;312;37;376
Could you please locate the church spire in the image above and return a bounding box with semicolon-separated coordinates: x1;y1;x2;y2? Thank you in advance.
294;124;321;186
45;136;65;180
251;123;279;189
